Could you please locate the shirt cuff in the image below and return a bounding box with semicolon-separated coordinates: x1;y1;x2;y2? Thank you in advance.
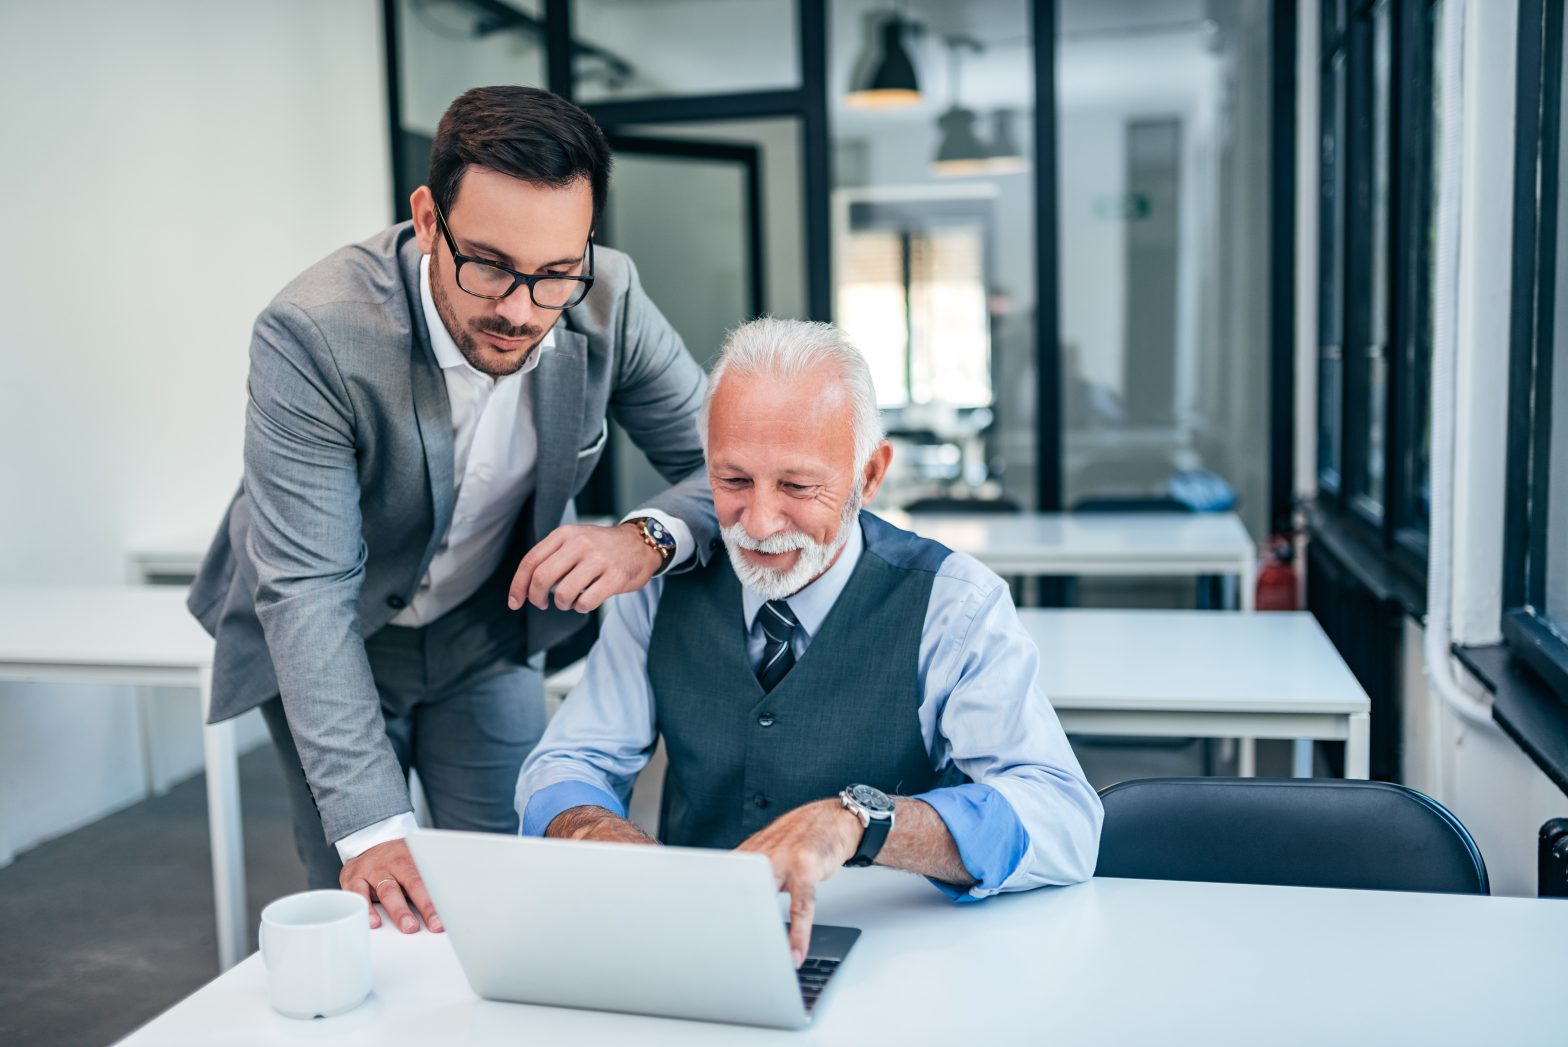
911;783;1030;902
335;811;419;862
621;508;694;570
521;780;627;837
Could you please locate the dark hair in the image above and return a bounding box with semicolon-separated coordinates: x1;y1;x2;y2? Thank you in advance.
428;85;612;221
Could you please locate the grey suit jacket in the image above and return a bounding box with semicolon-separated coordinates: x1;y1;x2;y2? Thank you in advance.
187;222;716;842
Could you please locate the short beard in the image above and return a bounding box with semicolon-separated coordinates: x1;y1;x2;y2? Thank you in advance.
722;487;863;601
429;252;549;378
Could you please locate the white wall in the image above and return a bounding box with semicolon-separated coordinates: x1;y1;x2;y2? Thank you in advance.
1417;0;1567;897
0;0;391;862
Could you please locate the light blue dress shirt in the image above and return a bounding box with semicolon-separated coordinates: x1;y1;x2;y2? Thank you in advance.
516;518;1104;900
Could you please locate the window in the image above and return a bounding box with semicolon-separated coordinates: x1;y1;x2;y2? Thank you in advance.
1315;0;1440;579
837;200;994;409
1505;0;1568;702
830;0;1034;508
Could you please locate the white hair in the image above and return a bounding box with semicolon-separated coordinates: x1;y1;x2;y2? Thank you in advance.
697;316;884;471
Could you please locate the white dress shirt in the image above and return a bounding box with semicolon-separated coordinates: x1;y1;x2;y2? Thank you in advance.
336;253;693;861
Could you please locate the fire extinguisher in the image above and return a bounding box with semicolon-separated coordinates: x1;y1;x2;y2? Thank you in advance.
1254;534;1300;611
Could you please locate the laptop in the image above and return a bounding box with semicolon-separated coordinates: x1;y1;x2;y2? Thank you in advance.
406;828;861;1030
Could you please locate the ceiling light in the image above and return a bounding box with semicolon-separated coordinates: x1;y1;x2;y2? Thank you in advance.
846;13;922;109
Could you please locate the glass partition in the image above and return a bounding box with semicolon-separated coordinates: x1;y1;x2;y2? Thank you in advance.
1057;0;1273;538
572;0;798;103
830;0;1036;509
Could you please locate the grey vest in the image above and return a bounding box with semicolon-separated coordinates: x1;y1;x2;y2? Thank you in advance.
647;511;952;849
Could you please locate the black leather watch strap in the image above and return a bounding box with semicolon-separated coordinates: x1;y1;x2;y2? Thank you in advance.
845;814;892;868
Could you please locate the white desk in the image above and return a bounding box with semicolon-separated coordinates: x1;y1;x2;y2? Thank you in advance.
127;537;210;585
125;515;622;585
1026;609;1370;778
120;868;1567;1045
884;510;1258;610
544;609;1370;779
0;585;245;972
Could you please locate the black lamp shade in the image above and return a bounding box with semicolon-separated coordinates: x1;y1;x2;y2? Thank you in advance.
983;108;1030;174
847;15;921;108
932;105;991;175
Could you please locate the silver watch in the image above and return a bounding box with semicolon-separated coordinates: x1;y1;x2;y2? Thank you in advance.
840;784;895;867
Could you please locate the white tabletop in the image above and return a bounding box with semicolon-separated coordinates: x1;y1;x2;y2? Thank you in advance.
120;868;1567;1046
881;510;1256;569
0;584;212;670
547;609;1367;717
1024;609;1370;716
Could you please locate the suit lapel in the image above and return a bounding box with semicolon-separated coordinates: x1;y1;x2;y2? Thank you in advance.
532;326;587;542
400;238;456;570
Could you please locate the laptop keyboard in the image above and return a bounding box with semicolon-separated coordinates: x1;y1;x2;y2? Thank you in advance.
796;957;841;1012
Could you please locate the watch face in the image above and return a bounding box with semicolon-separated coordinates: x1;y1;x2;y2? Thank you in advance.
847;783;894;814
645;518;673;545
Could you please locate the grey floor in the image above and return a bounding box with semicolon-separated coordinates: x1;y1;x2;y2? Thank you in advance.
0;746;304;1047
0;732;1299;1046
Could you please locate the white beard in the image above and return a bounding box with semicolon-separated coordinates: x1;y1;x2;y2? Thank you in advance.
722;489;862;601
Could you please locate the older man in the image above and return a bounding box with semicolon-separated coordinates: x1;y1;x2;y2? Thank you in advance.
516;317;1101;965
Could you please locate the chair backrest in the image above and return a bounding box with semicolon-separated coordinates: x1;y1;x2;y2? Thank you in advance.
1096;777;1489;895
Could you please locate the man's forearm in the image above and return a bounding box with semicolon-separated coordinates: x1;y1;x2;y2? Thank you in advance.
544;804;656;844
878;797;977;886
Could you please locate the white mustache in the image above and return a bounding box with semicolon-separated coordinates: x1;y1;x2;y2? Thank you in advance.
723;525;815;555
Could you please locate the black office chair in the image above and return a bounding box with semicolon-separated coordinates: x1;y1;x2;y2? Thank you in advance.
1096;777;1489;895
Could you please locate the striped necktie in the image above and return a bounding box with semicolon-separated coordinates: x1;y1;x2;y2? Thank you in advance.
755;599;799;693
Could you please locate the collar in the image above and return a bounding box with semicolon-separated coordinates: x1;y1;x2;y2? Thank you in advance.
741;515;865;641
419;252;555;379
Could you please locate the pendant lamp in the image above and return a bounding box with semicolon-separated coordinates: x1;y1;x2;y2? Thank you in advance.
846;12;922;109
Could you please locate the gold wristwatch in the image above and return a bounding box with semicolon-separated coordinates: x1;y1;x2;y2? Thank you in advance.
626;516;677;575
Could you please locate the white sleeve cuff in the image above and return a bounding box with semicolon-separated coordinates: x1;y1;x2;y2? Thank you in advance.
621;508;694;569
335;811;419;862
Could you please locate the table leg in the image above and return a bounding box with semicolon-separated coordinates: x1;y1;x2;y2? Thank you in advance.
1291;739;1314;777
1238;558;1255;612
199;666;247;971
1238;738;1257;777
134;686;161;795
1344;711;1371;779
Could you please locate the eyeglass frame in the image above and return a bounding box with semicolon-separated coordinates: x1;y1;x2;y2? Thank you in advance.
431;200;595;309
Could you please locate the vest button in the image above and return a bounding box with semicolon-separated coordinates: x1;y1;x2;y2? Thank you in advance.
386;595;406;610
753;794;769;808
758;713;775;728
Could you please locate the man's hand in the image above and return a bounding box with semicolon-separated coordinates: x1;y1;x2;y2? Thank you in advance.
339;838;442;934
735;799;862;968
545;804;658;844
508;522;664;614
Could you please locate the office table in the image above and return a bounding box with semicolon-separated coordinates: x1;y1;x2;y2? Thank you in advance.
135;512;1255;589
544;608;1369;779
882;509;1258;610
119;867;1566;1046
0;585;244;972
1024;608;1371;778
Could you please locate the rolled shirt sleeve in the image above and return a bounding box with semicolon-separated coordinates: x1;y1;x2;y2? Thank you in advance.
515;579;663;833
912;555;1104;900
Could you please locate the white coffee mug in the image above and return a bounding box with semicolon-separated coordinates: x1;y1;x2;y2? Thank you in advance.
258;890;372;1019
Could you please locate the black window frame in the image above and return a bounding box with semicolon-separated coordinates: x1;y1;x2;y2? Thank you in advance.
1314;0;1440;589
1505;0;1568;705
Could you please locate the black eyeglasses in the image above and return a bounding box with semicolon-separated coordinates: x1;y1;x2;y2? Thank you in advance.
432;202;595;310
